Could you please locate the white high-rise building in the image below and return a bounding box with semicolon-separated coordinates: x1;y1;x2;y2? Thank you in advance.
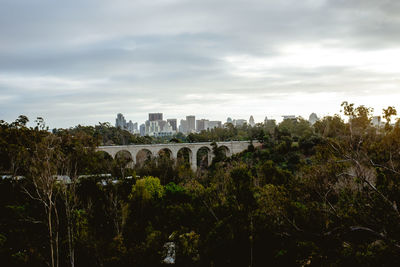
179;119;188;133
371;116;382;127
233;119;247;127
140;124;145;136
145;120;160;134
115;113;127;129
127;120;138;134
308;113;319;125
249;115;255;127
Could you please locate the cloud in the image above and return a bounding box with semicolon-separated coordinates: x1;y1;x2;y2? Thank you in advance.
0;0;399;127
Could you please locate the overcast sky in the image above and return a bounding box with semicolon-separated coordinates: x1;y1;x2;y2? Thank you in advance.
1;0;399;128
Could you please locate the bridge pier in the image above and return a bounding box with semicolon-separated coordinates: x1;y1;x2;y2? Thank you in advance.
208;152;213;166
191;152;197;171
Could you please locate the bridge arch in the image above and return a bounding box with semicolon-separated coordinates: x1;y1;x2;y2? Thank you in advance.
177;147;193;166
136;149;153;167
95;150;114;161
114;150;134;169
197;146;212;168
219;145;231;157
97;149;114;159
93;150;114;173
158;148;173;159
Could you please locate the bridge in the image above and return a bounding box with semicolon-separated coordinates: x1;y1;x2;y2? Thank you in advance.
97;141;261;171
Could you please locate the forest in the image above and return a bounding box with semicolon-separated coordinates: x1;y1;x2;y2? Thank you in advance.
1;102;400;267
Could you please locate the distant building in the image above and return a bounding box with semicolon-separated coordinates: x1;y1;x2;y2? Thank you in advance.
158;120;167;131
167;119;177;131
179;119;188;134
145;120;160;134
308;113;319;125
282;115;296;121
196;119;209;132
186;116;196;133
208;121;222;129
161;121;173;132
249;115;255;127
151;131;174;138
116;113;139;134
233;119;247;127
149;113;163;121
372;116;382;127
139;124;145;136
115;113;127;129
127;120;138;134
142;113;175;136
264;116;276;126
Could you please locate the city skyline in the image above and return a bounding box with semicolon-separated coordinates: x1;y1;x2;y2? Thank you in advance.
1;1;400;128
114;111;326;137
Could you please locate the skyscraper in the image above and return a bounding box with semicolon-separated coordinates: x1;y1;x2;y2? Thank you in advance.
179;119;188;133
127;120;138;134
308;113;319;125
233;119;246;127
249;115;255;127
167;119;177;131
139;124;146;136
115;113;127;129
149;113;163;121
186;115;195;133
196;119;209;132
208;121;222;129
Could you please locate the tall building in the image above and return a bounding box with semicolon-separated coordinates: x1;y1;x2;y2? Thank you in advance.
208;121;222;129
139;124;145;136
167;119;177;131
308;113;319;125
145;120;174;137
179;119;188;133
186;115;196;133
196;119;209;132
127;120;138;134
264;116;276;126
149;113;163;121
371;116;382;127
158;120;167;131
233;119;247;127
145;120;160;134
249;115;255;127
115;113;127;129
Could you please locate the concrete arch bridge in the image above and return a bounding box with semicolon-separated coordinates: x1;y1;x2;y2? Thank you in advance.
97;141;260;171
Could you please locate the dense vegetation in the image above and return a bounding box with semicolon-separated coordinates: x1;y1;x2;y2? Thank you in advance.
1;103;400;266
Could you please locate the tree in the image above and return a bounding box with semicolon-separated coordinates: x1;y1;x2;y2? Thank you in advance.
383;106;397;130
24;134;62;267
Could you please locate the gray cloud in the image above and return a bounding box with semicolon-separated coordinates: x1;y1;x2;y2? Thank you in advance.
1;0;400;127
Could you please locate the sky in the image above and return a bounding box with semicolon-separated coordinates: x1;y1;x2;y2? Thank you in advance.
1;0;399;128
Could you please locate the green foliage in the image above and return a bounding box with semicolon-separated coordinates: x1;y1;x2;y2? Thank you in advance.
130;176;164;201
2;105;400;266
